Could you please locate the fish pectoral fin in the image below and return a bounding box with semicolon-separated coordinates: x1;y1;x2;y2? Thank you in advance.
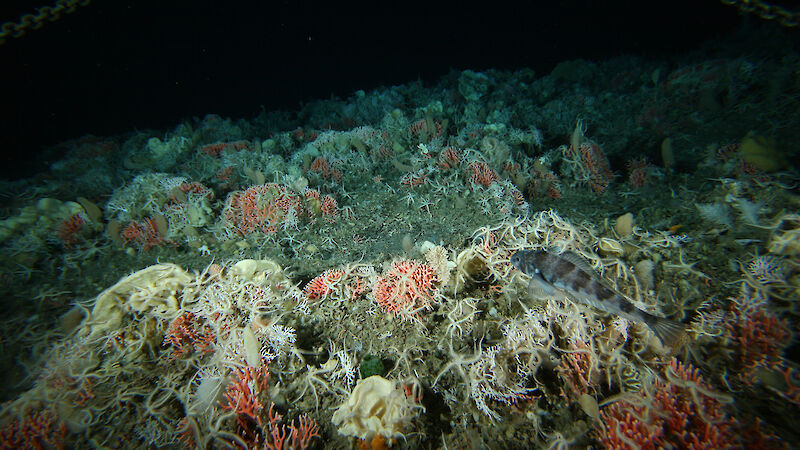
566;291;603;310
528;275;557;298
650;316;688;350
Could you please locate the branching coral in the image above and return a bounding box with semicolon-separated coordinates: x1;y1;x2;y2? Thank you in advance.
596;359;740;449
3;204;795;447
372;259;442;321
724;287;792;384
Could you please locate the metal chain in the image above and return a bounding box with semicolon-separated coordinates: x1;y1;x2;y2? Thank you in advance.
721;0;799;27
0;0;92;45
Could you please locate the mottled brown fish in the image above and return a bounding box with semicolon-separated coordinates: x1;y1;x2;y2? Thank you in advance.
510;249;686;349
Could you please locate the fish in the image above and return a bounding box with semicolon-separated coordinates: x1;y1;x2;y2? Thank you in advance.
510;249;686;349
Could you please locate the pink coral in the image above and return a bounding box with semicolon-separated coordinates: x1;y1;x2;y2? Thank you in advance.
373;259;440;320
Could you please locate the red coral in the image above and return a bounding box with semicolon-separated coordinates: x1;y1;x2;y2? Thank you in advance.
438;147;462;170
291;127;318;143
774;365;800;405
657;360;737;448
200;140;250;157
310;156;342;182
263;411;321;450
283;415;321;449
310;156;331;176
120;216;165;250
408;118;445;142
219;366;320;449
579;143;613;194
57;213;88;246
598;402;662;450
216;166;234;181
564;142;614;194
304;188;320;201
163;312;215;359
557;341;598;398
223;183;306;235
0;409;67;449
469;161;500;188
220;364;271;434
400;170;427;188
178;417;197;448
303;269;345;300
320;195;338;222
726;295;791;384
178;181;214;200
626;157;652;188
346;276;368;300
373;259;440;320
596;359;740;449
527;167;562;199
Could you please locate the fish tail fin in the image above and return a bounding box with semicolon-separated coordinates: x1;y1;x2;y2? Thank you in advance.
650;316;688;350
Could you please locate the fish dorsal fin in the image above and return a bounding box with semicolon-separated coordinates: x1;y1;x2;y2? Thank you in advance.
560;251;618;292
560;251;596;275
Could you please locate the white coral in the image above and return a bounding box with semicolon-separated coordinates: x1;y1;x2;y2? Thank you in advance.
695;202;732;228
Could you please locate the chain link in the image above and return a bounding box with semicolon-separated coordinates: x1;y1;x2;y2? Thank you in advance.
0;0;91;45
721;0;799;27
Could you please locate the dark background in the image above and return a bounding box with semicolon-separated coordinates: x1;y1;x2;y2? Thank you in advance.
0;1;768;179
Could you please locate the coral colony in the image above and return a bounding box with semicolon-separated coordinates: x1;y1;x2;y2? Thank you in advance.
2;39;800;450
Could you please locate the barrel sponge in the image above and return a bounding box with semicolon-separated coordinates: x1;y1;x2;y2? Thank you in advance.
230;258;285;284
85;263;192;335
331;375;421;441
